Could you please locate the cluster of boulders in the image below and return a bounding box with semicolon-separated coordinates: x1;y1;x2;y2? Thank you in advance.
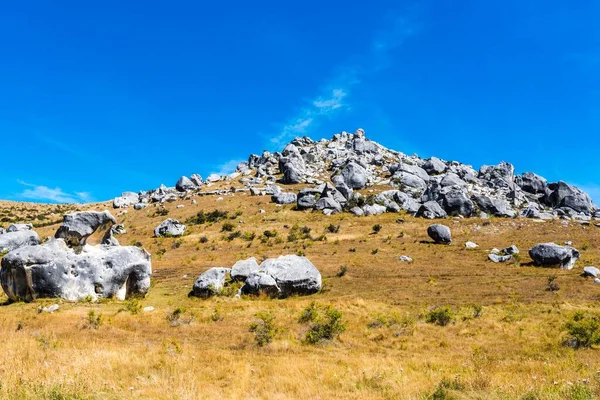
191;255;322;299
424;224;589;274
241;130;596;221
0;210;151;302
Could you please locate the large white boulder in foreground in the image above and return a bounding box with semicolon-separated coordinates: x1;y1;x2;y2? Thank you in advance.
0;239;151;302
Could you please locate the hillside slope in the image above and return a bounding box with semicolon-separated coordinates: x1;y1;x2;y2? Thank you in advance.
0;182;599;398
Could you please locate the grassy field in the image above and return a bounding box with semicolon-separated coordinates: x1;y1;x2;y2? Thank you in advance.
0;187;599;399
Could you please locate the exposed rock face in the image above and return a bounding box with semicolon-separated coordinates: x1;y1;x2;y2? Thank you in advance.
529;243;580;269
427;224;452;244
241;255;322;298
271;192;297;205
154;219;186;237
55;211;117;245
176;176;197;192
417;201;448;219
0;239;151;302
230;257;260;281
6;223;33;233
338;161;369;190
125;129;596;221
0;230;39;252
113;192;140;208
191;268;231;297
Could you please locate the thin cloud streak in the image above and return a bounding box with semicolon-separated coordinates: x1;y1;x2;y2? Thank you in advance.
269;11;421;149
16;180;94;204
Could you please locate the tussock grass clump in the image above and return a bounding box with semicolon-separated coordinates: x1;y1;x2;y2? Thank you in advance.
249;311;277;347
299;302;346;345
563;312;600;348
425;306;454;326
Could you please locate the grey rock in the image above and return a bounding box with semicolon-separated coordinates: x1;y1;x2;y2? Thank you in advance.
231;257;260;282
399;255;413;262
191;267;231;297
6;223;33;233
516;172;547;194
423;157;447;175
176;176;196;192
339;161;369;189
154;219;186;237
1;239;152;302
529;243;580;270
240;255;321;298
427;224;452;244
473;195;516;218
350;207;364;216
465;241;479;249
440;173;467;188
272;192;297;205
315;197;342;213
362;204;387;216
241;271;280;296
113;192;139;208
39;304;60;313
190;174;203;186
417;201;448;219
0;230;40;252
55;210;117;245
134;203;148;210
479;162;515;189
441;189;474;217
488;254;513;263
583;266;600;278
546;181;593;214
502;245;519;255
206;173;221;183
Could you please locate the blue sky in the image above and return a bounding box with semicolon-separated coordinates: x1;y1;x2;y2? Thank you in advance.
1;1;598;203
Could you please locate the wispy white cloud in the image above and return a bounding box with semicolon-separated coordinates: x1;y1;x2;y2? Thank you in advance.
213;159;244;176
16;180;94;204
269;10;421;149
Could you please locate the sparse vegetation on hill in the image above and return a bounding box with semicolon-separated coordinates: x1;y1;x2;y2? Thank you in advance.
0;193;599;399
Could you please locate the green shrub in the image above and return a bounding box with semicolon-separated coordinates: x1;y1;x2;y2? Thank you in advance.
336;265;348;277
263;230;277;238
221;222;235;232
226;231;241;241
372;224;382;234
326;224;340;233
241;231;256;241
563;312;600;348
249;311;277;347
299;302;346;344
85;310;103;329
425;307;454;326
187;210;230;225
199;236;209;243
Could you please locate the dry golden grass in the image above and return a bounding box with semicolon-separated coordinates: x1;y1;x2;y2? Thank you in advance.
0;189;599;399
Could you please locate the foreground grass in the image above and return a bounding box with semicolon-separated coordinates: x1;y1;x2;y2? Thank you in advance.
0;190;599;399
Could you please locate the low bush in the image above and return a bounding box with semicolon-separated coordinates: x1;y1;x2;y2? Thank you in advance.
299;302;346;344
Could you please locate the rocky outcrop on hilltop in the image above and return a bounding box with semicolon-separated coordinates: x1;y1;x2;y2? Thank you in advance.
115;128;597;221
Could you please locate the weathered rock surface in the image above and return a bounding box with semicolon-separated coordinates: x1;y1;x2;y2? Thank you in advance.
154;219;186;237
241;255;321;298
55;211;117;245
0;230;40;252
191;267;231;297
230;257;260;281
272;192;297;205
0;239;151;302
529;243;580;269
6;223;33;233
427;224;452;244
